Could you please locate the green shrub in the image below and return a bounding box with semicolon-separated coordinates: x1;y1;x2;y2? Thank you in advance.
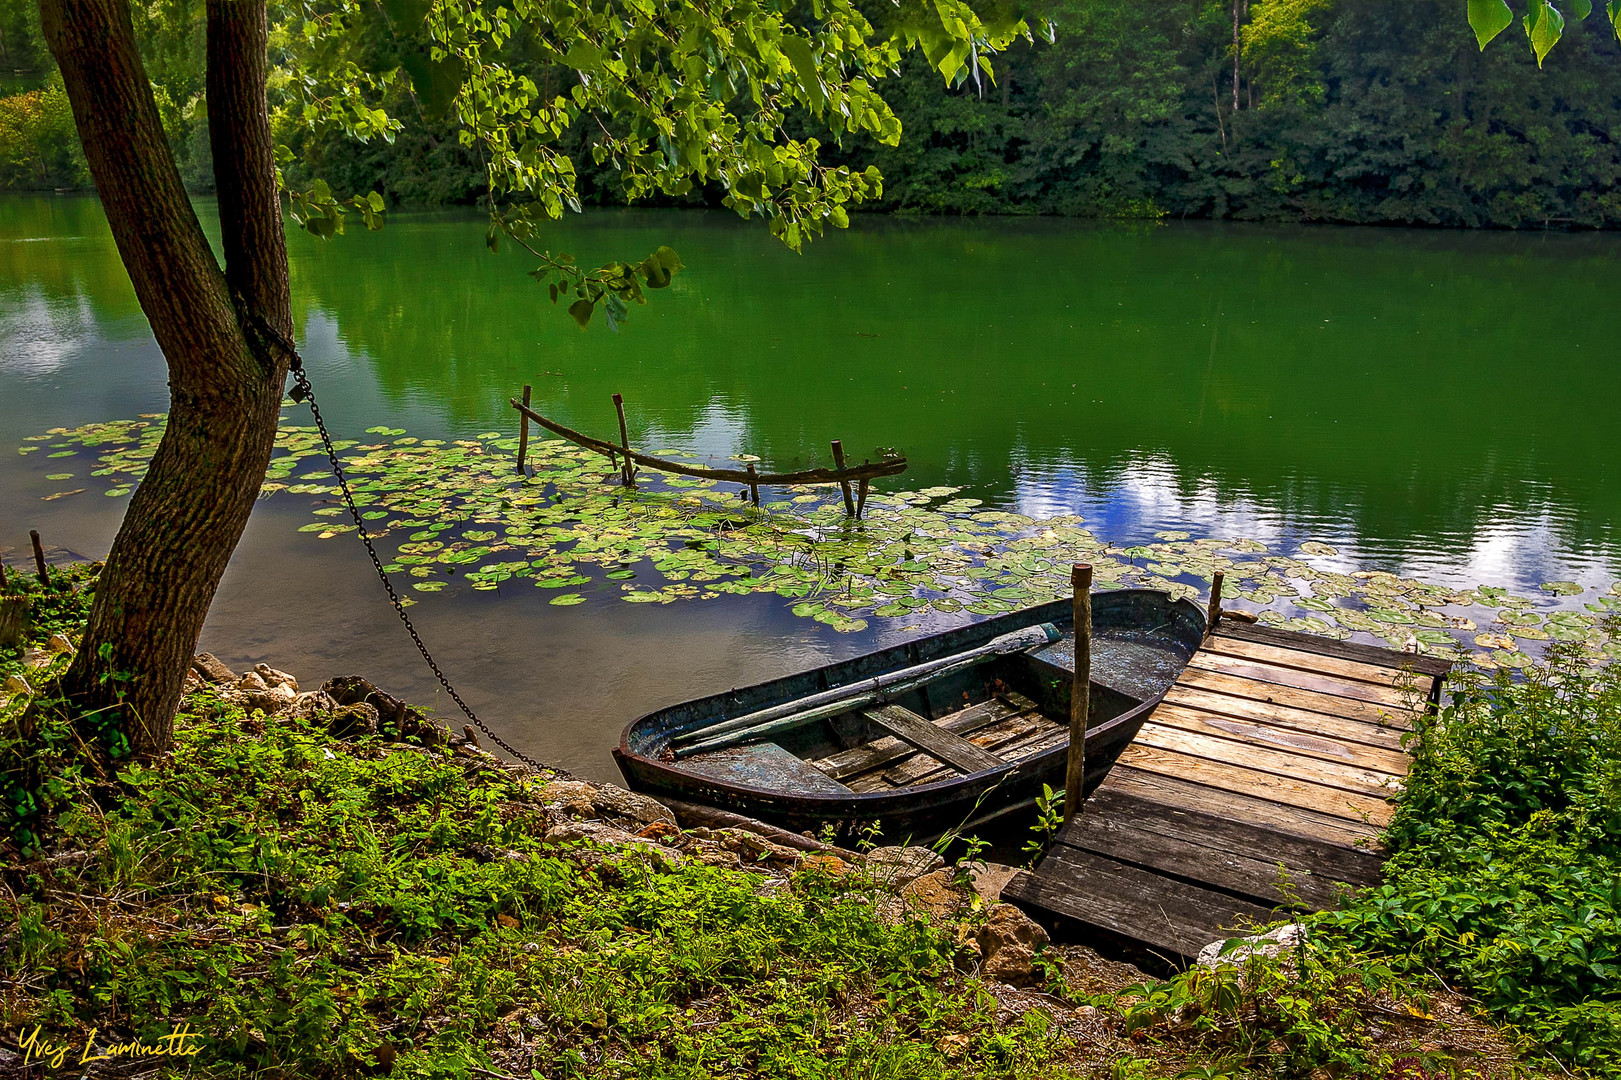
1327;645;1621;1072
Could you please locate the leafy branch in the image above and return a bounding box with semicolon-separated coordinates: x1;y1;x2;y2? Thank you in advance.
1468;0;1620;65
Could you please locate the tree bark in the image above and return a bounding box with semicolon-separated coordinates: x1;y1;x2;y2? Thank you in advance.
1232;0;1242;112
37;0;291;759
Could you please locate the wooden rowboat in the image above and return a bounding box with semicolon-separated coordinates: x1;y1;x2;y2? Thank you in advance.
613;589;1207;839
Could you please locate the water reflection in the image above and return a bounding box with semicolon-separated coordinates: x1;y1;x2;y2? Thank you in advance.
2;197;1618;777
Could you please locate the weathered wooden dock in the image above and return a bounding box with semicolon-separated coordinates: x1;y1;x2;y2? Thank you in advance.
1003;620;1450;960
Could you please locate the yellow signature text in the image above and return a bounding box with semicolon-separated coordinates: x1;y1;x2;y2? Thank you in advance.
17;1024;204;1069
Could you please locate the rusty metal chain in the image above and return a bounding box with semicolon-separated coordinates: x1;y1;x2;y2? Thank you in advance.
286;361;546;770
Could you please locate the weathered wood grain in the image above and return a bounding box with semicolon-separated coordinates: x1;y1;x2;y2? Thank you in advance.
1072;786;1384;890
1188;652;1421;708
1178;667;1415;726
1104;766;1381;851
1201;634;1421;686
1162;684;1409;752
1215;622;1451;678
1116;743;1395;826
1133;724;1401;798
813;697;1027;779
1147;703;1411;776
862;703;1005;774
1003;850;1280;959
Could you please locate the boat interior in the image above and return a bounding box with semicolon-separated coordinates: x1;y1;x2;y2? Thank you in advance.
673;623;1194;796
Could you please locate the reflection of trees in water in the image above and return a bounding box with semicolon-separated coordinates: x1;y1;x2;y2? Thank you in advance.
0;197;140;317
288;211;1621;559
6;199;1619;562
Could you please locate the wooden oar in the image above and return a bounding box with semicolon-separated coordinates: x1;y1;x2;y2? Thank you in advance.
672;623;1061;759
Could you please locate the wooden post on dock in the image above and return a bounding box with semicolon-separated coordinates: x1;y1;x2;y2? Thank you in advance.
830;441;855;517
516;384;532;473
746;463;760;506
30;531;48;588
1064;563;1093;823
1207;571;1225;636
612;393;635;486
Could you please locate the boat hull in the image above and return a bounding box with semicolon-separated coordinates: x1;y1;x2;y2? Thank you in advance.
614;590;1205;840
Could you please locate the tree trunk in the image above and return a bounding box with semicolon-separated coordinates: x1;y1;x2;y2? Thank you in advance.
1232;0;1242;112
37;0;291;760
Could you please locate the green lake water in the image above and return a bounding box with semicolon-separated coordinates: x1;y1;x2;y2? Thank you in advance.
2;196;1617;777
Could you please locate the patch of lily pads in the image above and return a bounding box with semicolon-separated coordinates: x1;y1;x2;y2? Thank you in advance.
23;413;1621;668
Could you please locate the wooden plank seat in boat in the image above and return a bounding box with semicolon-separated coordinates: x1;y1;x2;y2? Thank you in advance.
843;695;1066;793
860;704;1006;774
811;692;1041;780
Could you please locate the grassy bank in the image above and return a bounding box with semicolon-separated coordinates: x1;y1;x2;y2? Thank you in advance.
0;569;1607;1078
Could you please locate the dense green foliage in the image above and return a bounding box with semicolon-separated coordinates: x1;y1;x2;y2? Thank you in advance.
2;692;1082;1077
264;0;1621;227
1326;645;1621;1072
843;0;1621;226
5;0;1619;227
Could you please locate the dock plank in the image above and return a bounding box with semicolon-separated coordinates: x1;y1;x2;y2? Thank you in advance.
1136;714;1407;789
1162;684;1408;752
1188;652;1417;708
1002;624;1442;958
1201;634;1428;687
1055;824;1350;912
1178;667;1415;726
1077;786;1384;891
1002;850;1279;959
1104;766;1381;851
1116;743;1395;826
1215;622;1451;678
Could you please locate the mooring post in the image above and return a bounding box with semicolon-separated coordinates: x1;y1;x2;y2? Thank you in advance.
855;477;870;520
830;440;855;517
0;584;22;649
1207;570;1225;636
612;393;634;486
746;463;760;506
1064;563;1093;823
0;557;18;650
516;384;532;474
29;530;48;588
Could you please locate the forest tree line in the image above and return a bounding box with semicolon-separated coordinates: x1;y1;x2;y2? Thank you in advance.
2;0;1619;227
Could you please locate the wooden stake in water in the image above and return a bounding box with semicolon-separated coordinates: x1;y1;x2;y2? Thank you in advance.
1064;563;1093;823
516;384;532;473
855;477;870;520
1207;570;1225;636
30;530;48;588
830;440;855;516
613;393;634;486
746;463;760;506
